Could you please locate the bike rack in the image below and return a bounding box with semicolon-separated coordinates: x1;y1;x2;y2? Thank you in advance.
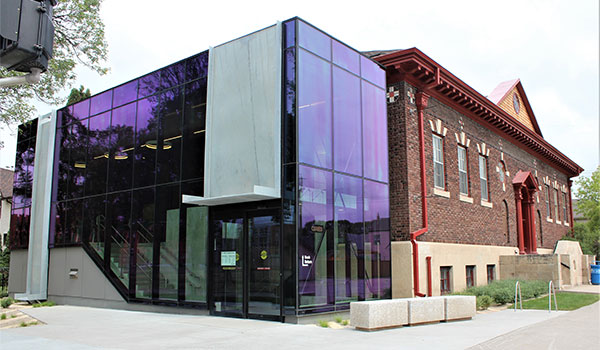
514;280;522;311
548;280;558;312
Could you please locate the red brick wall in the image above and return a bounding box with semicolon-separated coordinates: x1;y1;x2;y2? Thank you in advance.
388;81;572;250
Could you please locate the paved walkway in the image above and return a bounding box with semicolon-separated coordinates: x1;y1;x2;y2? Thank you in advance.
1;301;596;350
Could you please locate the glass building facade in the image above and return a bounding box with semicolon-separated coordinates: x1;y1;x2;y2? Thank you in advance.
10;18;390;320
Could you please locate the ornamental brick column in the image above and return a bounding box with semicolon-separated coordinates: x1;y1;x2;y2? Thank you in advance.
528;192;538;254
514;188;525;254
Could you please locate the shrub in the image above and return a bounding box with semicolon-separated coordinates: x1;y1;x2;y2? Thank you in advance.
1;313;6;320
318;320;329;328
476;295;493;310
458;280;550;305
1;297;13;308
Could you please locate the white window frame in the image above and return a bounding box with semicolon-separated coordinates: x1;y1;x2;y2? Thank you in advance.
479;155;489;202
545;185;551;218
432;134;445;189
553;189;559;222
562;192;568;223
457;145;468;196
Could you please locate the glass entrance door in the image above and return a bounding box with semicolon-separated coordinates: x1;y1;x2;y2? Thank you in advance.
211;208;281;320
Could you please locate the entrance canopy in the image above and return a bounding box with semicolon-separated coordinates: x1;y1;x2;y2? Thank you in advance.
512;170;538;191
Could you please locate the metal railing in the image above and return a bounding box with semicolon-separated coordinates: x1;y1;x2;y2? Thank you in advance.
514;280;522;311
548;280;558;312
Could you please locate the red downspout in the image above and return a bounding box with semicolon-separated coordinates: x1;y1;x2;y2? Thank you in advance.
426;256;432;296
568;179;574;232
410;91;430;297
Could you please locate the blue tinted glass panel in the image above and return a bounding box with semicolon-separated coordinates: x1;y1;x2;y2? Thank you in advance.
298;165;332;307
360;56;386;88
298;49;332;169
362;81;388;182
157;87;182;184
332;41;359;75
284;48;296;164
161;61;185;90
90;90;113;116
113;80;138;108
107;191;131;288
69;119;88;199
59;107;76;128
182;80;206;181
364;180;390;299
298;21;331;61
333;67;361;176
334;174;363;303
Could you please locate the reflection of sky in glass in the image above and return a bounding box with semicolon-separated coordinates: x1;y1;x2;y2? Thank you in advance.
362;81;389;182
360;56;386;88
73;99;90;120
90;90;113;116
333;67;361;176
332;41;359;75
298;21;331;61
113;80;138;108
298;49;331;169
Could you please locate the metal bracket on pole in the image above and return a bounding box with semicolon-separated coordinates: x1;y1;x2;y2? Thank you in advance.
0;68;42;88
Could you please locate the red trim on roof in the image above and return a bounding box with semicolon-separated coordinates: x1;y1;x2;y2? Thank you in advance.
375;48;583;177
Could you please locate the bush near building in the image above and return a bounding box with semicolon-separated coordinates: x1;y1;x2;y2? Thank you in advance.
457;280;547;305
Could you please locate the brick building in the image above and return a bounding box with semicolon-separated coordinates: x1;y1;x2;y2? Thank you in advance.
368;48;583;297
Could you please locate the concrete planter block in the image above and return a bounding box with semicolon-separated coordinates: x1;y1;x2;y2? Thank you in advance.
407;296;445;325
444;295;476;321
350;299;408;331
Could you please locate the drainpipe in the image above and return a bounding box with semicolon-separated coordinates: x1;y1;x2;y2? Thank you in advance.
410;91;430;297
567;179;574;233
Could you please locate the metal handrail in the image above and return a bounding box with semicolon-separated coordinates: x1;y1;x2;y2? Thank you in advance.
514;281;522;311
548;280;558;312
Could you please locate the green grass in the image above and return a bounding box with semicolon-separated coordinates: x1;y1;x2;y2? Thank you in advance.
1;313;6;320
32;300;56;308
515;292;600;311
317;320;329;328
334;316;343;324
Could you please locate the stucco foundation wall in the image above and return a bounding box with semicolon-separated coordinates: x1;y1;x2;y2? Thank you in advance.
8;249;28;297
47;247;125;305
392;241;518;297
499;255;560;285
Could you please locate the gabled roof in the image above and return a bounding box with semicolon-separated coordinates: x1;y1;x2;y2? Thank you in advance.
374;48;583;177
0;168;14;199
512;170;539;191
487;79;543;136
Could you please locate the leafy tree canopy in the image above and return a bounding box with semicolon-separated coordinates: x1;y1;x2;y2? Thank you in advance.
566;166;600;257
67;85;91;105
0;0;108;125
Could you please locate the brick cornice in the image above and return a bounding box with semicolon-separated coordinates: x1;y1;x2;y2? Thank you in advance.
375;48;583;178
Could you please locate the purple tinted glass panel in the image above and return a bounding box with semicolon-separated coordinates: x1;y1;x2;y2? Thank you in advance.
364;180;390;299
298;165;332;307
109;102;136;191
298;49;332;169
298;21;331;61
334;174;363;303
138;71;161;99
185;51;208;81
360;56;386;88
90;90;113;116
362;81;388;182
284;48;296;164
333;67;361;176
86;111;110;195
69;120;88;199
332;41;359;75
134;96;159;188
161;61;185;90
72;99;90;120
113;80;138;108
284;20;295;48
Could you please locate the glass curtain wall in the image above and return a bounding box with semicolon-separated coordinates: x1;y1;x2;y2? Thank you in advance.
50;51;209;305
285;19;391;313
10;119;38;250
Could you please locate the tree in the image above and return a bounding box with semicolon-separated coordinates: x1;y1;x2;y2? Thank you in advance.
0;0;108;125
569;166;600;257
67;85;91;105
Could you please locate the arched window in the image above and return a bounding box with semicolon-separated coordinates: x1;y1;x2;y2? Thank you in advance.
503;200;509;243
537;210;543;246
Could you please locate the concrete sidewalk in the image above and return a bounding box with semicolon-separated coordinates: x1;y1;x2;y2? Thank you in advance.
1;302;594;350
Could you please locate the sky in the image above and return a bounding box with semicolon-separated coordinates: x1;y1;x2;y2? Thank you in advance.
1;0;598;188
